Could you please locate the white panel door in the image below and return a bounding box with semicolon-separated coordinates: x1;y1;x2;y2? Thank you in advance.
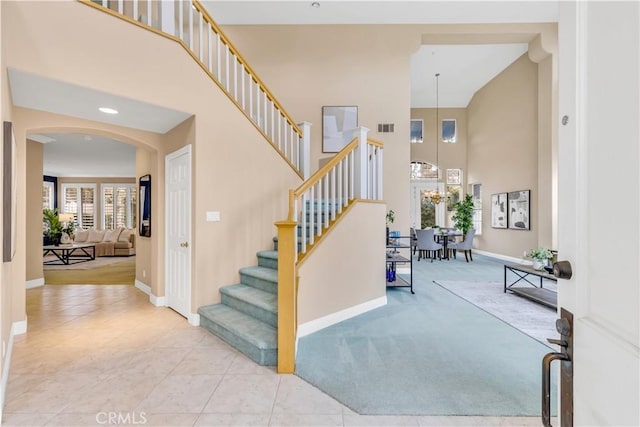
165;146;192;319
558;2;639;425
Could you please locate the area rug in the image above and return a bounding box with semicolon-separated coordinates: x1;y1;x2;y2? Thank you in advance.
433;280;557;346
43;256;134;270
295;279;557;416
44;257;135;285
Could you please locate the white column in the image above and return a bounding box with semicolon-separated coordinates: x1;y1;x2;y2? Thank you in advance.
297;121;312;179
353;126;370;199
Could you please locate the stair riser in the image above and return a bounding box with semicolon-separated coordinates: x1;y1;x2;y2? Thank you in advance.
199;315;276;366
257;255;278;270
240;273;278;294
221;294;277;328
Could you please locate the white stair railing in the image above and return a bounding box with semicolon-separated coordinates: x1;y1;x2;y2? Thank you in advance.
83;0;310;179
286;127;383;261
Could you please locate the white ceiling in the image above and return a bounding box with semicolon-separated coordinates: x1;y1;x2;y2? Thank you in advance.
39;133;136;178
202;1;558;25
411;44;529;108
12;1;558;177
9;68;192;134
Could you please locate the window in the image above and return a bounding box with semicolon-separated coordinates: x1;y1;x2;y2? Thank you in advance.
469;183;482;235
62;184;97;229
102;184;137;229
410;161;438;180
442;119;457;143
42;181;54;210
410;119;423;143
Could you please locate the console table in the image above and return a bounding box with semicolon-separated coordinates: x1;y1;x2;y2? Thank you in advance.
504;263;557;309
386;237;414;294
43;244;96;265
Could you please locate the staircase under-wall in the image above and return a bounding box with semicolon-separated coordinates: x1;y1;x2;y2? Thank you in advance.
198;249;278;366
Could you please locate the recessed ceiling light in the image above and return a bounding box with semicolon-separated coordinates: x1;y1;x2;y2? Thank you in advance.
311;2;320;8
99;107;118;115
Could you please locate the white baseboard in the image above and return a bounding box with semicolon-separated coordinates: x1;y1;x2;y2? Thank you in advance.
1;320;27;419
134;279;151;295
474;249;532;266
188;313;200;326
25;278;44;289
297;295;387;338
135;280;167;307
150;295;166;307
12;320;27;336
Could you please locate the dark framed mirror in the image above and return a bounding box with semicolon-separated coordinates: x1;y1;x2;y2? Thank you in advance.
139;174;151;237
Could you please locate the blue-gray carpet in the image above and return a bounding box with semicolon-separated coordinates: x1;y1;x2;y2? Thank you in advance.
295;254;557;416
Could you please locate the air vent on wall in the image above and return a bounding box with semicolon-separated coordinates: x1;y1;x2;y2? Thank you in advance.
377;123;395;133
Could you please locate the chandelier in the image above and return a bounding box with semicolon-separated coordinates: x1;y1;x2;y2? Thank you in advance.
426;72;446;205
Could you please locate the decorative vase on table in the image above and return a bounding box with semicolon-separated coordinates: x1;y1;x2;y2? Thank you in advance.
533;259;545;270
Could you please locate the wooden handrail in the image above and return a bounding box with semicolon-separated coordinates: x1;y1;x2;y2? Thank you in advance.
293;138;358;198
192;1;302;135
79;0;305;178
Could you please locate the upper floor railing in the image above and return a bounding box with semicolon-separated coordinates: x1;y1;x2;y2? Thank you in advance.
83;0;310;178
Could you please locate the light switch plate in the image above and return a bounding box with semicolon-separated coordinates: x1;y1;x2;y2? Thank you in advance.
206;211;221;222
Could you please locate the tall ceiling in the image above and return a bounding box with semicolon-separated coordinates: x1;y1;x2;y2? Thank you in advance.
17;1;558;177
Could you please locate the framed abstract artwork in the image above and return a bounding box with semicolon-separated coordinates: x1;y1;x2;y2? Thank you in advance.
322;106;358;153
508;190;530;230
491;193;508;229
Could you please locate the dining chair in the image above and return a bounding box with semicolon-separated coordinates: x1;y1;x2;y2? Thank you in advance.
448;229;476;262
410;227;417;255
415;228;443;262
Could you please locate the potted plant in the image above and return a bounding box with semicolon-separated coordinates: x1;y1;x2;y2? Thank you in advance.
386;210;395;245
43;208;64;246
452;194;475;235
525;247;553;270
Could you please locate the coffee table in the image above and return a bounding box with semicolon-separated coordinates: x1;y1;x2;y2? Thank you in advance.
43;244;96;265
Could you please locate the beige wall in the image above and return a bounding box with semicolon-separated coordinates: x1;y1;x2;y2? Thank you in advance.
467;54;539;258
25;140;43;283
222;24;423;237
4;1;301;315
297;202;386;325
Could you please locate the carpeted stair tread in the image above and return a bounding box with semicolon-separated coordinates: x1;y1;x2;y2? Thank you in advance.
257;251;278;269
239;266;278;294
220;284;276;311
257;250;277;260
198;304;277;365
239;266;277;281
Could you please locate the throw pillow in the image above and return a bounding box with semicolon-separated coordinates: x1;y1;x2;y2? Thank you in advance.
103;228;123;242
75;228;89;243
87;229;106;243
118;228;133;242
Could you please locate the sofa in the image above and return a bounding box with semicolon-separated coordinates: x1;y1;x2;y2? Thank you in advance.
73;227;136;257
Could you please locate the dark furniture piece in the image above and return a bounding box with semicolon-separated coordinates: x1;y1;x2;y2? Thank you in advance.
43;243;96;265
386;237;413;294
504;263;557;309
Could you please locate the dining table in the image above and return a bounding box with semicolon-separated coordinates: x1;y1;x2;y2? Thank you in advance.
434;230;462;260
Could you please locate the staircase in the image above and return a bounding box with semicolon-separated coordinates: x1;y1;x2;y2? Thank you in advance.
198;249;278;366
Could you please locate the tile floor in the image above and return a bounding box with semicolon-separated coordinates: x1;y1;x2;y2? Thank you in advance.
3;284;545;426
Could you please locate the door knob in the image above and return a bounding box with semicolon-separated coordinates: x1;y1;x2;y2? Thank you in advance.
552;260;572;279
180;242;189;248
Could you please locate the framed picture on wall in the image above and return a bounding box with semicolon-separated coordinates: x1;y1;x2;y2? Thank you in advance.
3;121;16;262
139;174;151;237
508;190;530;230
491;193;508;228
322;106;358;153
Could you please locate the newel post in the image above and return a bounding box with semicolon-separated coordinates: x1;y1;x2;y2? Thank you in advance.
353;126;370;199
297;121;312;179
275;219;297;373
